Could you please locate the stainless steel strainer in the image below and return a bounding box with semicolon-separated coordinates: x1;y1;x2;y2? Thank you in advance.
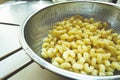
20;1;120;80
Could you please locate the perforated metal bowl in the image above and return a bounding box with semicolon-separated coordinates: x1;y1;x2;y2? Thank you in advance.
20;1;120;80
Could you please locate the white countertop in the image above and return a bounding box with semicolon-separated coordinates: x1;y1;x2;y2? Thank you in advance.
0;0;120;80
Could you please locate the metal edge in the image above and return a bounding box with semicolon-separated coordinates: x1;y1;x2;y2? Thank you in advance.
19;1;120;80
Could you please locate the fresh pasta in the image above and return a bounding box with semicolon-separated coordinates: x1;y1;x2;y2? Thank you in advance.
41;15;120;76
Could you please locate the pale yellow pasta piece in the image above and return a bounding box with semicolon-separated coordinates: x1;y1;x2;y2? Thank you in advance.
77;53;82;59
60;33;68;40
73;20;77;26
105;72;113;76
117;39;120;44
60;62;71;69
103;39;111;47
106;66;114;72
83;38;91;45
112;33;118;37
103;22;108;28
83;34;89;38
56;52;61;57
116;51;120;55
91;69;98;76
62;41;70;48
83;52;89;59
96;48;105;53
90;36;98;46
77;57;86;64
70;59;76;64
90;49;96;58
42;42;49;48
54;57;64;64
80;71;87;75
64;25;72;30
98;40;106;48
117;55;120;61
107;46;116;52
102;53;111;60
76;40;84;45
96;54;102;63
89;18;95;23
77;45;82;53
47;34;53;39
41;51;49;58
99;64;105;72
99;72;105;76
43;37;51;42
83;18;89;23
104;60;111;66
52;48;57;54
68;68;73;72
91;57;97;67
56;45;64;54
52;61;60;67
77;30;82;36
67;35;75;41
47;48;55;58
68;28;76;35
50;41;55;47
73;68;80;73
116;45;120;50
90;48;95;54
71;41;78;49
110;57;117;62
73;49;78;54
87;45;91;51
57;40;63;45
63;50;75;61
75;34;81;40
84;63;94;73
62;45;69;51
107;36;112;40
89;66;94;73
82;45;88;53
56;26;63;30
72;63;83;70
89;25;97;31
111;62;120;70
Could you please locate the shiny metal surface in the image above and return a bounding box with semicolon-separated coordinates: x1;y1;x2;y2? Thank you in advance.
0;1;53;25
20;1;120;80
52;0;112;3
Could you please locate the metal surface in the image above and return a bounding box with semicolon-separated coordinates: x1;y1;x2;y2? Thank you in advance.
52;0;113;3
0;1;53;25
20;1;120;80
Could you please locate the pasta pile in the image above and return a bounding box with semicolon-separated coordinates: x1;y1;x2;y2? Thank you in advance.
41;15;120;76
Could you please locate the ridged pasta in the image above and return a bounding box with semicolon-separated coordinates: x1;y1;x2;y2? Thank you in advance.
41;15;120;76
